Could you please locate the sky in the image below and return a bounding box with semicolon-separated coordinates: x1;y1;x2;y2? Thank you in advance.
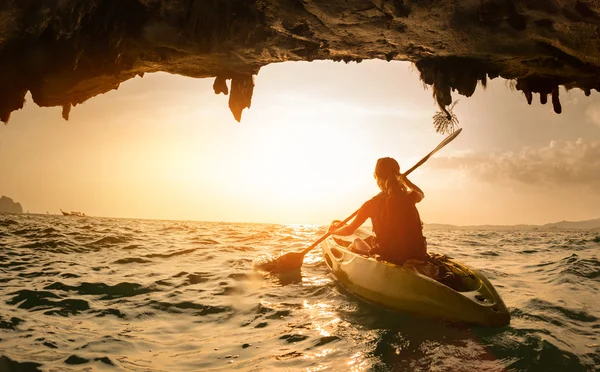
1;60;600;225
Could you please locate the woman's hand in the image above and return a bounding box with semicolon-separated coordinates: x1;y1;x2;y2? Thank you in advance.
328;220;342;234
400;173;424;201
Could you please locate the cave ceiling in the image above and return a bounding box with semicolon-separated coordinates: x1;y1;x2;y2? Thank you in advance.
1;0;600;129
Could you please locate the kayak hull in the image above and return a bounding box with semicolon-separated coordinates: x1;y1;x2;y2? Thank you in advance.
321;230;510;327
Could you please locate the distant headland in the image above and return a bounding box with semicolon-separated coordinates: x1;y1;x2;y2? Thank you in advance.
426;218;600;231
0;196;23;214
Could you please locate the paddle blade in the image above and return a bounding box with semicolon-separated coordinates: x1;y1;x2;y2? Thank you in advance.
252;251;306;273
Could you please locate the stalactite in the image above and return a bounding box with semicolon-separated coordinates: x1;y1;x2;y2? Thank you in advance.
551;86;561;114
62;104;71;120
229;74;254;122
213;76;229;95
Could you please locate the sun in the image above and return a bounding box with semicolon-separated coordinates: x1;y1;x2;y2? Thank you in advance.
221;103;381;222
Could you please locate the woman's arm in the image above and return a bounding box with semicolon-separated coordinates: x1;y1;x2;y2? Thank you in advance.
328;200;372;236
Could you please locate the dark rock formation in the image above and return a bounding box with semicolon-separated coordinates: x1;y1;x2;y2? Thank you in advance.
1;0;600;124
0;196;24;214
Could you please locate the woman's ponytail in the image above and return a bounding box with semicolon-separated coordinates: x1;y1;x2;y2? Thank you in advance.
384;174;407;195
375;157;407;195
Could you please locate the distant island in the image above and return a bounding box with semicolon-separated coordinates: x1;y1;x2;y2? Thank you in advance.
0;196;23;214
426;218;600;231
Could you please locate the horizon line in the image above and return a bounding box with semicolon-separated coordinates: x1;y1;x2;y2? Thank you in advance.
4;212;600;229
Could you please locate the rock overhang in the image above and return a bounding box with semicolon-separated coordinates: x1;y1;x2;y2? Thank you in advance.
1;0;599;130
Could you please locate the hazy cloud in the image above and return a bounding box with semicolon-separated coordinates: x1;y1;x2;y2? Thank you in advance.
586;104;600;127
430;139;600;186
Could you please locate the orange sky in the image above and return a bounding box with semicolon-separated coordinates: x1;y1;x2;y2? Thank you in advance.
1;60;600;225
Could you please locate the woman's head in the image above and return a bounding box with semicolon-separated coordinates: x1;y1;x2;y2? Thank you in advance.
375;157;400;179
374;157;404;193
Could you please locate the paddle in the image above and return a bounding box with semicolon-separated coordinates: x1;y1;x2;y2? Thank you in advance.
253;128;463;273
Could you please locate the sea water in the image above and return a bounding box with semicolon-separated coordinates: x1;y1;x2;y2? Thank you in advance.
0;214;598;371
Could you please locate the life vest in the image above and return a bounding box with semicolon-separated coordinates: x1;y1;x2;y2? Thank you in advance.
370;192;427;264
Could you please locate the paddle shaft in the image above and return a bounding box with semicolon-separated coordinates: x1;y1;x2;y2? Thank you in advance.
300;128;462;256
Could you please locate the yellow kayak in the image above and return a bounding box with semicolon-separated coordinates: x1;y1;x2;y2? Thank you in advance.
321;229;510;327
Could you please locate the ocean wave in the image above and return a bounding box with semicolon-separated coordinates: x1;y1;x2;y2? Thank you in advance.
235;231;275;242
0;316;23;330
228;273;250;281
44;281;157;300
12;228;43;236
86;236;131;246
159;224;196;232
490;332;589;372
113;257;153;264
0;260;29;269
7;289;90;316
121;244;141;250
185;272;213;284
480;250;500;256
92;308;128;319
526;298;598;324
559;257;600;280
64;355;115;366
0;356;42;372
189;237;220;245
145;247;198;259
532;253;600;283
0;219;19;227
148;300;232;316
20;239;75;249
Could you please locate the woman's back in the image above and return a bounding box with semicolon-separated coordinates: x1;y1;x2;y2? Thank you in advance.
370;191;427;264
